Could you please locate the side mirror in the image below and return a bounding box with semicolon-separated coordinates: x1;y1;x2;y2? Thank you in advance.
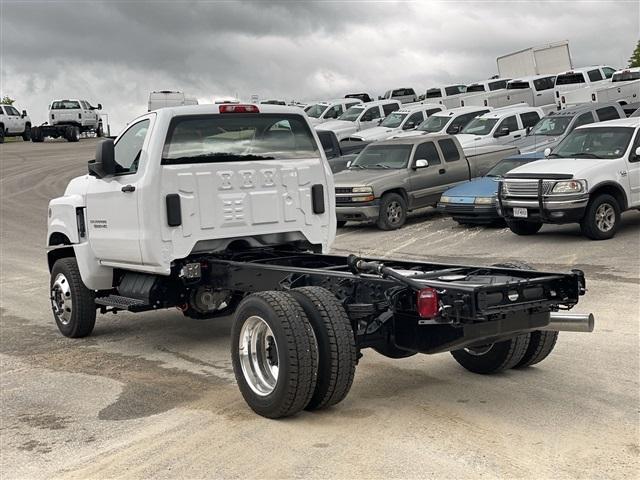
494;127;510;138
88;139;116;178
414;159;429;169
544;147;552;157
635;146;640;158
346;160;352;168
22;110;27;118
448;124;461;134
526;126;532;135
97;103;103;110
404;121;415;130
377;118;383;125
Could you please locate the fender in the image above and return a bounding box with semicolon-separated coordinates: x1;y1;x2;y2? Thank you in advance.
588;181;629;210
47;194;85;245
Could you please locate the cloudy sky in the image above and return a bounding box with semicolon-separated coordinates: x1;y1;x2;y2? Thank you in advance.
1;0;638;134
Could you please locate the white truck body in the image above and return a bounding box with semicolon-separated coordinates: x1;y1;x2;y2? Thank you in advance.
462;75;557;112
315;100;401;140
554;66;617;108
455;105;545;149
497;41;572;78
304;99;362;126
391;106;492;139
456;78;512;107
347;104;444;142
380;88;418;104
424;85;468;108
561;68;640;108
47;104;336;290
148;91;198;111
0;104;31;139
49;99;103;132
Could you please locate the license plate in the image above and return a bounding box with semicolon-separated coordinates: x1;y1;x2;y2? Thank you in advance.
513;207;528;218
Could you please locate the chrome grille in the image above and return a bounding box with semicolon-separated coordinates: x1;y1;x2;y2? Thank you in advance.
335;187;353;194
503;180;554;197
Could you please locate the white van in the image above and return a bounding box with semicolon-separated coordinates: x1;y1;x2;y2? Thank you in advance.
304;99;362;125
148;91;198;111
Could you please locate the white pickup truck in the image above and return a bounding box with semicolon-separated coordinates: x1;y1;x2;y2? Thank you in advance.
32;99;105;142
462;75;557;112
346;104;443;142
46;103;594;418
561;68;640;108
315;99;401;140
424;84;468;108
0;103;31;142
304;98;362;125
499;118;640;239
554;66;617;108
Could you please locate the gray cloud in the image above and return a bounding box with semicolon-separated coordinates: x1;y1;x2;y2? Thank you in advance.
1;0;638;133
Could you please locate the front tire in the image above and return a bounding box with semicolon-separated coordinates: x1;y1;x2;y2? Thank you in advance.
290;287;357;410
231;291;318;418
580;194;620;240
50;258;96;338
377;193;407;230
336;220;347;228
22;124;31;141
506;219;542;236
451;334;530;374
0;126;4;144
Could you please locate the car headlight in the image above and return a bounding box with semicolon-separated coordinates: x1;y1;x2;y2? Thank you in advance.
551;180;586;194
474;197;494;205
440;196;451;203
352;186;373;193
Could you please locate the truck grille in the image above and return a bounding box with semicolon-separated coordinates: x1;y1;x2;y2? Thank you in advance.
443;204;476;214
335;187;353;194
502;180;554;197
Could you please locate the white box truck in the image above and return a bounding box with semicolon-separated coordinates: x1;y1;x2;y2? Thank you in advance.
148;91;198;111
497;41;572;78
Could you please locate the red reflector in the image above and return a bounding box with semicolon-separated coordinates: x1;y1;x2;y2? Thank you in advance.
416;287;438;319
219;104;259;113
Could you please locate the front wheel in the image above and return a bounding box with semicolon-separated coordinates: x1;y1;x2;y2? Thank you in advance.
377;193;407;230
450;334;530;374
22;124;31;141
580;194;620;240
336;220;347;228
506;219;542;236
50;258;96;338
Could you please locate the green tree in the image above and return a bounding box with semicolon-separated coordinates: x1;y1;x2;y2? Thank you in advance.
629;40;640;68
0;95;15;105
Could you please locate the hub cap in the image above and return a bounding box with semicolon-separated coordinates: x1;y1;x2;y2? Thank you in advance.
51;273;73;325
595;203;615;232
238;316;279;396
386;201;403;224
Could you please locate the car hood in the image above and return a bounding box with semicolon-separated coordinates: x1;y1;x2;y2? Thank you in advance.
505;157;613;179
351;126;400;141
316;120;356;132
443;177;498;198
391;130;431;139
456;133;491;147
511;135;561;153
333;168;405;190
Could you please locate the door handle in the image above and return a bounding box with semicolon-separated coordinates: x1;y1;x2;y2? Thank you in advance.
438;168;446;175
121;185;136;193
514;135;521;139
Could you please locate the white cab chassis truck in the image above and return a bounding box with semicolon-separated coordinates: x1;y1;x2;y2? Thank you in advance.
32;99;105;142
499;118;640;239
47;104;594;418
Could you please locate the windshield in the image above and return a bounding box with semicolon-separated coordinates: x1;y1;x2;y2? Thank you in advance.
380;112;408;128
339;106;364;122
350;144;412;169
304;104;328;118
161;114;320;164
551;127;634;159
461;117;498;135
556;73;585;85
418;115;449;132
51;100;81;109
487;157;536;177
530;116;572;136
612;71;640;82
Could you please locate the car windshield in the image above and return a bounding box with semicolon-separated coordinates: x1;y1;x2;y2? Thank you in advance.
487;157;536;177
350;144;412;169
380;112;408;128
51;101;81;109
530;116;573;136
461;118;498;135
339;106;364;122
612;71;640;82
550;127;634;159
305;104;328;118
161;113;320;164
418;115;449;132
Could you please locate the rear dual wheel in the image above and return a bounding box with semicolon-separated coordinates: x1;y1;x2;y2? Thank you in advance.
231;288;357;418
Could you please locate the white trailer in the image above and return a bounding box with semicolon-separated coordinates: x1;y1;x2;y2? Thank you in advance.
497;41;572;78
148;91;198;111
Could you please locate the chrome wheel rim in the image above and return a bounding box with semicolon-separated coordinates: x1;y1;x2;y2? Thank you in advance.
595;203;615;232
238;315;279;396
387;201;403;224
464;344;493;356
51;273;73;325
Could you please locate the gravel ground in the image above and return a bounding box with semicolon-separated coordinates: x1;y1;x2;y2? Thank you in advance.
1;139;638;479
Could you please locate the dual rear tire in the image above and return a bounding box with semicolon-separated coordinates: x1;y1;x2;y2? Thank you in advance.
231;287;357;418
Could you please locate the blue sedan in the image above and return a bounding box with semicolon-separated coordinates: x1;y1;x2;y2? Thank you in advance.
437;153;544;225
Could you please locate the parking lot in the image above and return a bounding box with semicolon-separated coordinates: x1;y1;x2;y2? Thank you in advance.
1;139;638;478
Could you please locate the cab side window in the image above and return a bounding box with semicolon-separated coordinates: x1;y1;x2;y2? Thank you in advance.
587;69;603;82
596;106;619;122
438;139;460;162
114;119;150;175
497;115;518;133
413;142;441;165
324;105;342;119
361;107;381;122
382;103;399;116
602;67;616;79
404;111;424;129
520;112;541;129
572;112;595;129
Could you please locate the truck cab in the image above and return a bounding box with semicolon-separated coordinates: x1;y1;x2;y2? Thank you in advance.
304;98;362;126
47;104;336;290
148;91;198;111
555;66;617;108
346;104;444;142
379;88;418;104
315;99;401;140
462;75;556;110
0;104;31;142
49;99;103;135
392;106;491;139
424;85;468;108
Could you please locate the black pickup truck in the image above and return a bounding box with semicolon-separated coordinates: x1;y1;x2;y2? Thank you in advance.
317;130;370;173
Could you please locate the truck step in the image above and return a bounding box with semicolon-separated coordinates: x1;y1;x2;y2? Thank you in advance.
95;295;151;312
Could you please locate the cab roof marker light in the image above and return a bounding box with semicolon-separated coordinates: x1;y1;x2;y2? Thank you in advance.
219;104;260;114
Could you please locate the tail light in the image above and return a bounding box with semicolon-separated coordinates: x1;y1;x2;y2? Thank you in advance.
556;91;559;98
460;100;465;106
78;113;82;119
561;96;565;104
219;104;259;113
51;114;55;119
416;287;439;319
591;93;596;102
483;99;488;106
